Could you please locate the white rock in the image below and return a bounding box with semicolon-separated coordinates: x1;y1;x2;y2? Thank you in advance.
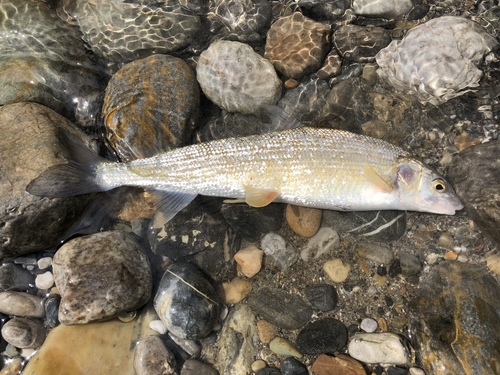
261;233;298;271
353;0;413;19
37;257;52;270
360;317;378;333
0;292;45;318
35;271;54;290
149;320;167;335
301;227;340;261
323;258;351;283
348;332;410;365
409;368;426;375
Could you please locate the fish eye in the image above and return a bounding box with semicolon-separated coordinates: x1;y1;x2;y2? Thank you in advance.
432;178;446;192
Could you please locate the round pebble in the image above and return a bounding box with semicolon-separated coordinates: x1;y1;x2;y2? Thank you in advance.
352;0;413;19
357;242;394;266
285;204;322;238
360;317;378;333
1;317;46;349
222;277;252;304
280;357;308;375
37;257;52;270
35;271;54;290
323;258;351;283
348;332;410;365
134;335;176;375
444;250;459;261
261;232;298;271
0;292;45;318
234;246;264;278
304;284;338;312
269;337;303;358
312;354;366;375
251;359;267;373
181;359;219;375
296;318;348;354
149;320;167;335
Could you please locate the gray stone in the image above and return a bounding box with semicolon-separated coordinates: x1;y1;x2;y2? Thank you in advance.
301;227;340;261
399;252;422;277
448;141;500;245
182;359;219;375
348;332;410;365
334;24;391;62
261;233;298;271
304;284;338;312
0;103;95;260
0;292;45;318
409;261;500;375
53;230;152;325
1;317;45;349
352;0;413;19
0;263;35;291
134;335;176;375
296;318;348;354
356;242;394;266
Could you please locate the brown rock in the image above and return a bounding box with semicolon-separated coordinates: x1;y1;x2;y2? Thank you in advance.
286;204;322;238
223;277;253;304
312;354;367;375
234;246;264;278
256;319;277;344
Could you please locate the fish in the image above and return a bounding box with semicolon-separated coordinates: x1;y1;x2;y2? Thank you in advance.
26;127;463;223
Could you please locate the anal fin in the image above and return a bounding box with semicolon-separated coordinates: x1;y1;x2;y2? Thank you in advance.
364;165;393;193
244;185;280;207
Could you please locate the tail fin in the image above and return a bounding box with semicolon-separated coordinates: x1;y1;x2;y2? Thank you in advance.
26;132;108;198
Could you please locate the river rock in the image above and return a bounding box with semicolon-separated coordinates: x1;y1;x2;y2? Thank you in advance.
312;354;367;375
197;40;282;114
348;332;410;365
223;277;252;304
352;0;413;19
280;357;308;375
286;205;322;238
134;335;176;375
409;261;500;375
181;359;219;375
102;54;199;161
304;284;338;312
154;262;219;340
323;258;351;283
53;230;152;325
447;141;500;245
0;103;95;260
0;292;45;318
333;25;391;63
296;318;348;354
0;263;35;292
356;242;394;266
44;295;60;328
1;317;45;349
234;246;264;278
301;227;340;261
398;252;422;277
261;232;298;271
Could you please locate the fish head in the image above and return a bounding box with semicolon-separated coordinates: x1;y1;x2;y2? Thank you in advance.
395;158;463;215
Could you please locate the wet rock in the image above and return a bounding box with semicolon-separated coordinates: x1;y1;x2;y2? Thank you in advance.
0;356;23;375
168;333;201;358
221;202;284;241
409;261;500;375
223;277;252;304
53;231;152;325
356;242;394;266
304;284;338;312
197;40;282;114
296;318;348;354
216;304;258;375
376;16;498;105
248;287;312;330
398;252;422;277
301;227;340;261
234;246;264;278
134;335;176;375
270;337;302;358
0;0;103;125
317;49;343;80
261;233;298;271
333;25;391;63
448;141;500;245
181;359;219;375
1;317;45;349
44;295;60;328
57;0;201;65
486;253;500;275
0;292;45;318
265;12;331;79
348;332;410;365
286;205;322;238
280;357;308;375
312;354;367;375
154;262;219;340
0;263;35;292
0;103;94;260
323;210;406;242
102;55;199;162
386;367;409;375
323;258;351;283
352;0;413;19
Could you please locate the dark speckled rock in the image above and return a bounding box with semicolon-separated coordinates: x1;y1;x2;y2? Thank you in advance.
102;54;199;162
333;24;391;63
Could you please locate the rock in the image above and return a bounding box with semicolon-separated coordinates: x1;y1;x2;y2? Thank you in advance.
223;277;253;304
409;261;500;375
57;0;201;65
317;49;343;80
285;205;322;238
360;318;378;333
408;368;425;375
251;360;267;373
0;103;95;260
486;253;500;275
248;287;312;330
154;262;219;340
134;335;176;375
304;284;338;312
35;271;54;290
216;304;258;375
376;17;498;105
44;295;60;328
448;141;500;245
333;25;391;63
234;246;264;278
356;242;394;266
221;203;284;241
280;357;308;375
0;263;35;292
256;367;281;375
1;317;45;349
352;0;413;19
265;12;330;79
312;354;367;375
348;332;410;365
398;252;422;277
296;318;348;354
0;292;45;318
269;337;302;358
257;320;277;344
301;227;340;261
386;367;409;375
181;359;219;375
0;356;23;375
323;259;351;283
388;259;402;278
37;257;52;270
197;40;281;114
261;233;298;271
168;333;201;358
53;231;152;325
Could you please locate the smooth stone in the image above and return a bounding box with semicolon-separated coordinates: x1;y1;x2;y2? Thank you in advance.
0;292;45;318
223;277;253;304
387;367;409;375
301;227;340;261
181;359;219;375
448;141;500;245
0;263;35;292
248;287;312;330
37;257;52;270
257;320;277;344
333;24;391;62
251;359;267;373
221;202;284;241
304;284;338;312
256;367;282;375
35;271;54;290
44;295;60;328
360;318;378;333
408;368;425;375
168;333;201;358
286;205;322;238
216;304;258;375
261;233;298;271
348;332;410;365
398;252;422;277
269;337;302;358
197;40;281;114
1;317;45;349
234;246;264;278
149;320;167;335
296;318;348;354
53;231;152;325
356;242;394;266
352;0;413;19
323;259;351;283
486;253;500;275
312;354;367;375
0;103;94;260
134;335;176;375
280;357;308;375
409;261;500;375
154;262;219;340
388;259;402;277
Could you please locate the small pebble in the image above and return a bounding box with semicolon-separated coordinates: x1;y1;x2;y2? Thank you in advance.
312;353;366;375
35;271;54;290
323;258;351;283
444;250;459;261
0;356;23;375
257;319;277;344
357;242;394;266
44;295;60;328
223;277;252;304
168;333;201;358
399;253;422;277
1;317;46;349
37;257;52;270
409;368;425;375
234;246;263;278
149;320;167;335
360;318;378;333
181;359;218;375
486;253;500;275
388;259;402;277
256;367;282;375
285;204;322;238
280;357;308;375
378;317;388;332
0;292;45;318
269;337;302;358
261;233;298;271
301;227;340;261
348;332;410;365
437;233;453;249
304;284;338;312
251;359;267;373
387;366;409;375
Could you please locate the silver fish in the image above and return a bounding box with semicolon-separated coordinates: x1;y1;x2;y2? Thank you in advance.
27;127;463;220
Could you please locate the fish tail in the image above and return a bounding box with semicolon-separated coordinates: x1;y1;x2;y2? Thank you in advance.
27;132;108;198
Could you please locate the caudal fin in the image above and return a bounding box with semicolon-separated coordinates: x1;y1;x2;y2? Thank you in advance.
26;132;107;198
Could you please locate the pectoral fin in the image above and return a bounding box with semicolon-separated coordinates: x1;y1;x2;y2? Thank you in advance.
364;165;393;193
244;185;280;207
